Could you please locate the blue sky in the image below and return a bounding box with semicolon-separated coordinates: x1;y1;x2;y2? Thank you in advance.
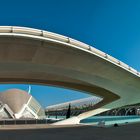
0;0;140;107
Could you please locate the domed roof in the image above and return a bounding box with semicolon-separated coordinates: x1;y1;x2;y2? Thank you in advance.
0;89;31;113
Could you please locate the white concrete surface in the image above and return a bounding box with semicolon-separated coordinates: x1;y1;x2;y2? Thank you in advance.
0;26;139;124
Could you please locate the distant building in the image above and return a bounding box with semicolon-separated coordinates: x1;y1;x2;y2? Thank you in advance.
46;96;102;116
0;89;45;119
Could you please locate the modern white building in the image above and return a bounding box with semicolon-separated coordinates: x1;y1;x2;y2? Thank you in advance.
46;96;102;111
46;96;102;117
0;89;45;119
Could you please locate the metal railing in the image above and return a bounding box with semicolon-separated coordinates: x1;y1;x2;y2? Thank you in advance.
0;119;56;125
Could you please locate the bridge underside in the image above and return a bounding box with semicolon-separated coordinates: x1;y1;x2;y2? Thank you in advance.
0;27;139;124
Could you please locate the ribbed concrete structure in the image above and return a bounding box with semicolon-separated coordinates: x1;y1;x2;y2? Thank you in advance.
0;89;45;119
46;96;102;111
0;89;30;113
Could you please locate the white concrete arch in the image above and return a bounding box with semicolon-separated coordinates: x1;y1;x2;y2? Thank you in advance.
0;26;139;124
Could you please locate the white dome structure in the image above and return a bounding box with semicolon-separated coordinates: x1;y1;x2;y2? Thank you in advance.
0;89;45;119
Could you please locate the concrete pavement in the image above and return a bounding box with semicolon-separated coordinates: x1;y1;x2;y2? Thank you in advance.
0;123;140;140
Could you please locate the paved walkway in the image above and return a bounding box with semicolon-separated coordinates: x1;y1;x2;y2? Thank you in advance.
0;123;140;140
